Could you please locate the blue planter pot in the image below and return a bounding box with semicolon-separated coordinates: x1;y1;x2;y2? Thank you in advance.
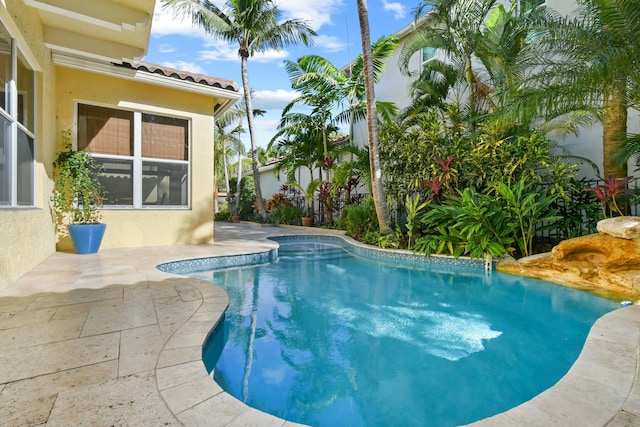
68;223;106;254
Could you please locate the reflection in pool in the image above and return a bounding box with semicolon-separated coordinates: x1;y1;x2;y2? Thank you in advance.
186;238;619;427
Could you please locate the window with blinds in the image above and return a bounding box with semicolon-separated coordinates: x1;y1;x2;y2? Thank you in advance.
142;114;188;160
78;104;133;156
77;104;190;209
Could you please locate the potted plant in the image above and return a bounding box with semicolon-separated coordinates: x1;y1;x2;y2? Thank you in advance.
52;131;106;254
287;179;322;226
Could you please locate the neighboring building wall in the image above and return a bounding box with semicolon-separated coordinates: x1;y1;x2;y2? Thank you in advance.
259;164;285;199
353;0;637;180
259;163;315;202
0;2;58;289
55;66;217;249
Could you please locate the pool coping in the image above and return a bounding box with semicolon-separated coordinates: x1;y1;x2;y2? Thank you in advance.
157;227;640;426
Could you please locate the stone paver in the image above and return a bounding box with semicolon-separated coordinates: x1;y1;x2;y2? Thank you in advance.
0;223;639;426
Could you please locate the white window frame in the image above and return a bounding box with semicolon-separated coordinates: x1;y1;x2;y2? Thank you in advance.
74;102;191;210
421;47;437;71
519;0;545;14
0;28;36;208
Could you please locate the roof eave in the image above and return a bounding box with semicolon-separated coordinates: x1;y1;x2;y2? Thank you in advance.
52;53;241;115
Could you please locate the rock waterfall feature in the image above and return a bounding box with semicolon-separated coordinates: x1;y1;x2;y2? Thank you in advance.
498;216;640;300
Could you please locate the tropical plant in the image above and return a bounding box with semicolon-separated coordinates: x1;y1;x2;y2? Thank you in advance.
214;106;245;214
546;177;602;241
380;108;569;205
330;145;370;198
586;175;635;218
162;0;316;220
286;179;322;218
416;186;516;259
269;204;304;225
415;179;559;259
336;198;379;242
493;179;560;258
282;56;341;165
282;36;398;146
401;0;500;128
52;132;104;227
356;0;391;234
228;176;256;220
404;194;429;250
514;0;640;179
269;112;332;183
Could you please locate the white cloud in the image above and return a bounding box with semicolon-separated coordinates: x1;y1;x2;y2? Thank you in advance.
252;50;291;63
151;0;207;38
275;0;344;31
254;118;281;133
157;44;176;54
381;0;407;19
198;40;239;62
315;34;347;53
252;89;298;110
160;60;206;75
197;41;290;64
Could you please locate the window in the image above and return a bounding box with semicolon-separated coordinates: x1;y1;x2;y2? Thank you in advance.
0;21;36;207
519;0;544;13
77;104;189;208
421;47;437;70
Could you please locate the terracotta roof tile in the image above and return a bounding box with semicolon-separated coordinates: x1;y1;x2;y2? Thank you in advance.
116;61;239;92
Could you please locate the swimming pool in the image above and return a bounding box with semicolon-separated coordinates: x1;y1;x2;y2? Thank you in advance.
172;235;619;427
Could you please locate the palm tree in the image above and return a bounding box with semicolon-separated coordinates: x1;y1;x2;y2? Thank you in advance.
269;112;330;219
515;0;640;178
214;107;245;213
357;0;391;233
162;0;316;220
400;0;499;128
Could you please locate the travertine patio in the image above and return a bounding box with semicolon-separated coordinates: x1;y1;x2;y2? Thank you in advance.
0;223;639;426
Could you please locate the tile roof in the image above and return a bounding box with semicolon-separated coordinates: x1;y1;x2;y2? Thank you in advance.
117;61;239;92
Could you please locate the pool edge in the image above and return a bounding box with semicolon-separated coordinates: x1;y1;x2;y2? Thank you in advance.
155;228;640;427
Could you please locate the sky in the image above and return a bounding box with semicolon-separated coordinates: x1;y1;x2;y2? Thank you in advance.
143;0;420;149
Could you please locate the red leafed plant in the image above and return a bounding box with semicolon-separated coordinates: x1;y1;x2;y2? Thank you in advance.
586;175;635;217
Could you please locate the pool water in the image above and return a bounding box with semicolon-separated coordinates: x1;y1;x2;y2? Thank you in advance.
189;241;619;427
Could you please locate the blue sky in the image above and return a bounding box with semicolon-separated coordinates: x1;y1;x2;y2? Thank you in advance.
144;0;419;148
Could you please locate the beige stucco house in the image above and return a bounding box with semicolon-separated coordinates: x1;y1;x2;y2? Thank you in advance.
0;0;241;289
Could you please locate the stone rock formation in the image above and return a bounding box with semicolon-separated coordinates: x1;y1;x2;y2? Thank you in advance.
498;216;640;300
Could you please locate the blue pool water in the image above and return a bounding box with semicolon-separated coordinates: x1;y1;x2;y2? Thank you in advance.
185;238;619;427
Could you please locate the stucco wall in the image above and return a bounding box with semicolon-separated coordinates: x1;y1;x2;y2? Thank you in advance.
0;1;58;290
54;66;217;250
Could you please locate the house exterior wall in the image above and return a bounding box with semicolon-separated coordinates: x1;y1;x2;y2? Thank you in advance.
55;66;217;250
0;0;234;290
0;1;58;289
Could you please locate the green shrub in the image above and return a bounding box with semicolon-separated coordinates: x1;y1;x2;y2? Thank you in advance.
228;177;257;220
336;198;379;241
415;179;560;259
269;204;303;225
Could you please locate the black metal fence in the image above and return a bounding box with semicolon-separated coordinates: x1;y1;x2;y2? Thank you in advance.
535;177;640;243
281;177;640;244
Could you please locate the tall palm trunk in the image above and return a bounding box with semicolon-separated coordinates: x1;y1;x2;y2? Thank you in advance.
235;152;243;216
464;54;476;130
241;55;268;220
357;0;391;233
602;78;628;179
223;145;231;200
